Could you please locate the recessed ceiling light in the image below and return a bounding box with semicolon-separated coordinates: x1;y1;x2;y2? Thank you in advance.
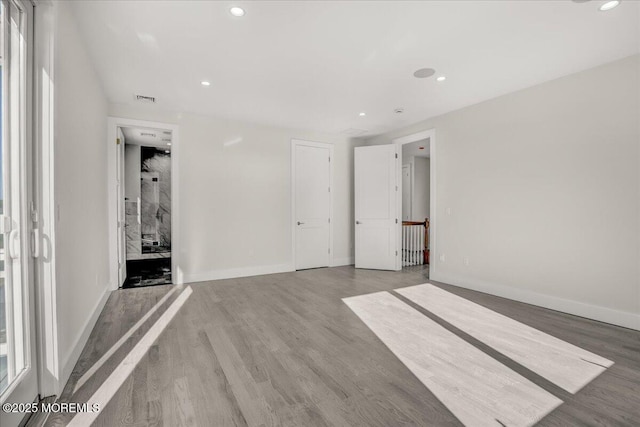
599;0;620;11
167;142;172;146
201;81;211;86
359;112;366;117
413;68;436;79
165;150;170;153
436;76;446;82
230;6;245;17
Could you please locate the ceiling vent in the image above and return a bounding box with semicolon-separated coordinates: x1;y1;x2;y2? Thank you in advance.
135;94;156;103
140;132;156;137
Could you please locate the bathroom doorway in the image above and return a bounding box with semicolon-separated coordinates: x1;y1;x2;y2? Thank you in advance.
108;117;180;289
112;123;175;288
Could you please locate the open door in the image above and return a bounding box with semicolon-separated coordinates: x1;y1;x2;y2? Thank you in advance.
116;129;127;286
354;144;401;271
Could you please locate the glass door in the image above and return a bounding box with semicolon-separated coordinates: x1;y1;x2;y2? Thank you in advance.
0;0;37;425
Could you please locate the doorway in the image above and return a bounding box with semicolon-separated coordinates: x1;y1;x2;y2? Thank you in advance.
394;129;436;276
400;139;430;271
121;128;172;287
108;118;180;289
291;139;333;270
353;129;436;273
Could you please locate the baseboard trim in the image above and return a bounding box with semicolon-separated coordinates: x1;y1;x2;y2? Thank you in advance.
59;286;111;394
331;257;355;267
430;272;640;331
183;263;295;284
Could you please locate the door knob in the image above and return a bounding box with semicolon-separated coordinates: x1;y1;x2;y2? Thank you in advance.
297;221;304;225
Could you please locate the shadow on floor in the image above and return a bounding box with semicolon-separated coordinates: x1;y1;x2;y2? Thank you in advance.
123;258;172;288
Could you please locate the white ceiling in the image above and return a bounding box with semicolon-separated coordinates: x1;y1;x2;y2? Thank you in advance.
72;1;639;137
403;139;430;159
121;126;172;148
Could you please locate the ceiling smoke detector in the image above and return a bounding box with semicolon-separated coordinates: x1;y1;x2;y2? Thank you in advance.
394;107;404;114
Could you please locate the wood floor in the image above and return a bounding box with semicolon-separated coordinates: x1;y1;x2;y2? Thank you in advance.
46;266;640;426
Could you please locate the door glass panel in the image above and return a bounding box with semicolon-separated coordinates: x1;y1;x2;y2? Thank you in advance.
0;0;8;394
0;0;28;397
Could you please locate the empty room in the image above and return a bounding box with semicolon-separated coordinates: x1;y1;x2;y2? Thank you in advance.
1;1;638;426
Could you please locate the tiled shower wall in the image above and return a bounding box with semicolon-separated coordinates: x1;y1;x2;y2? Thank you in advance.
141;149;171;250
125;146;171;260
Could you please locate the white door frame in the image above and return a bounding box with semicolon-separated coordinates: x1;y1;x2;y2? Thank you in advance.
107;117;181;289
291;139;334;270
393;128;437;276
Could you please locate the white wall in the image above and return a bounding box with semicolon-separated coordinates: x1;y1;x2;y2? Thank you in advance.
367;55;640;330
53;1;111;389
109;104;360;282
413;157;430;221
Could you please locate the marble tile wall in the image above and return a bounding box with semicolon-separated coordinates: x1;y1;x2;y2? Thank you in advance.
141;148;171;253
125;199;141;259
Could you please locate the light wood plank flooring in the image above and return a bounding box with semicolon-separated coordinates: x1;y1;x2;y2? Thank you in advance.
46;266;640;426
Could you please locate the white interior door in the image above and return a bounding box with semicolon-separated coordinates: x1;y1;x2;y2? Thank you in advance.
116;129;126;285
293;140;331;270
354;144;401;271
